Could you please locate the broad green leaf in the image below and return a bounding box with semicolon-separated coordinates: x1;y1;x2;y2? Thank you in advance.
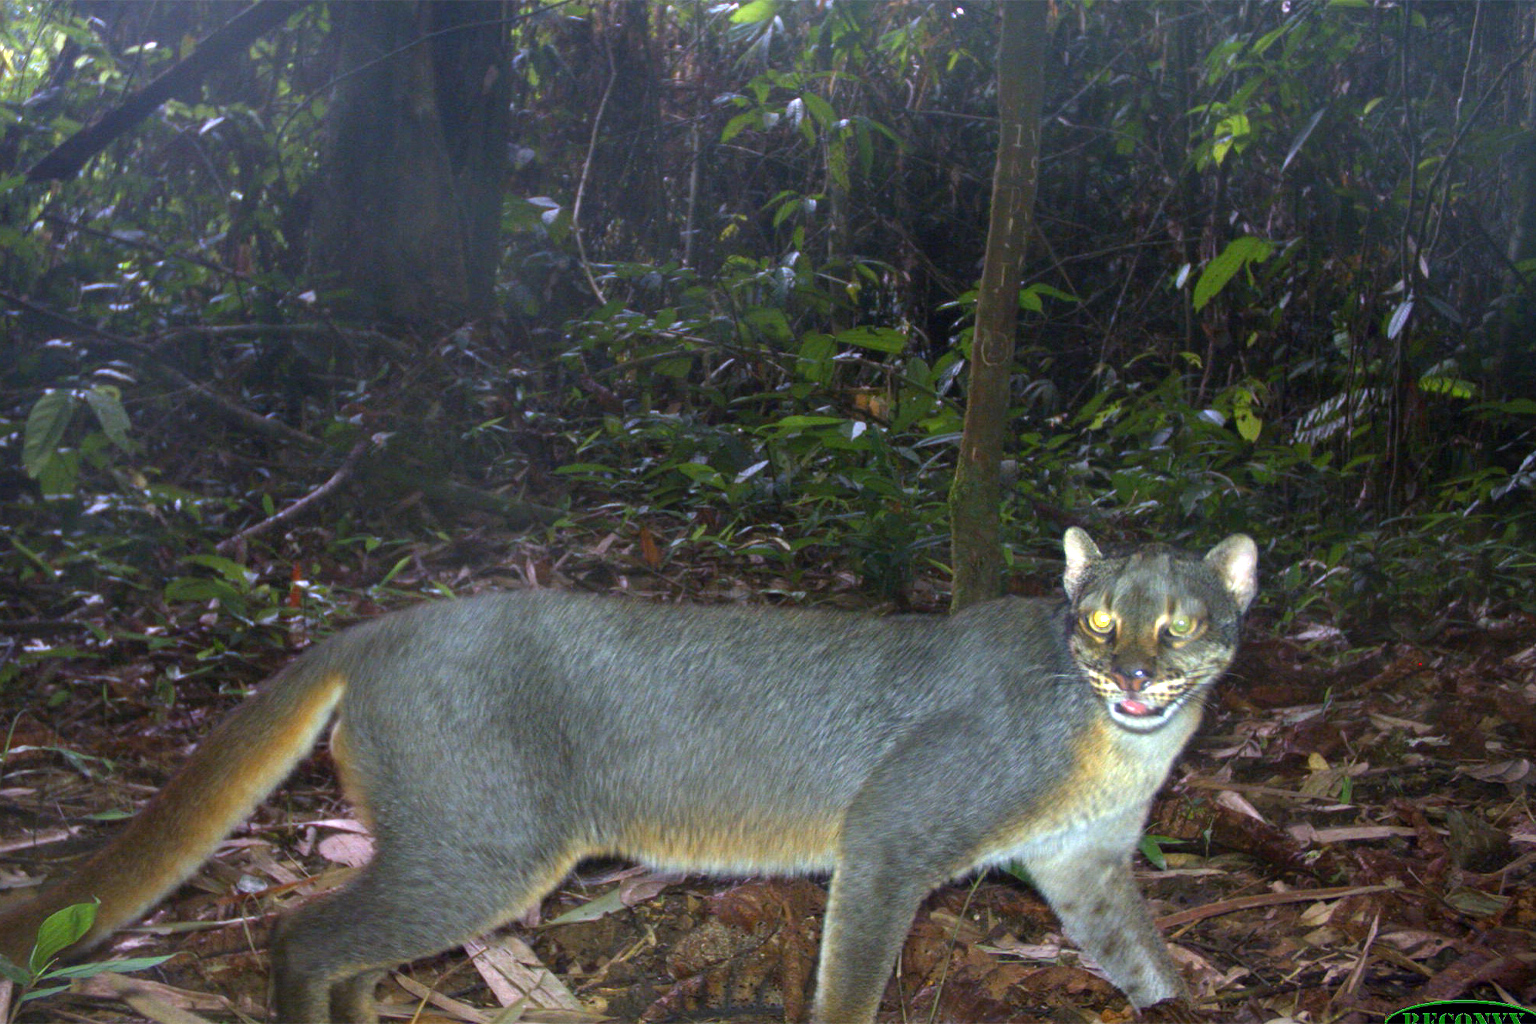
1212;112;1250;165
1192;236;1273;311
163;577;244;607
1235;403;1262;442
674;463;726;489
743;307;792;344
833;326;906;353
730;0;776;24
1474;398;1536;416
654;357;695;379
802;92;837;128
1139;834;1172;870
81;386;132;454
1418;375;1475;400
22;390;75;478
36;450;80;497
31;902;97;974
796;333;835;385
758;415;844;434
184;554;257;586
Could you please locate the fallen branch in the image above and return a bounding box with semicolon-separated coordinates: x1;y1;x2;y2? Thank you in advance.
1157;884;1399;930
216;435;376;557
26;2;310;182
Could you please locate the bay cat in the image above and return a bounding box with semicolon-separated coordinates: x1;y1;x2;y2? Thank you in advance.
0;528;1257;1022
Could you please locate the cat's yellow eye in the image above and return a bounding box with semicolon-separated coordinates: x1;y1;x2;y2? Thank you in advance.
1084;609;1115;635
1166;615;1198;638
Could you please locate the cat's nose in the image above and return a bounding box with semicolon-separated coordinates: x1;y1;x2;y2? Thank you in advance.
1112;668;1149;692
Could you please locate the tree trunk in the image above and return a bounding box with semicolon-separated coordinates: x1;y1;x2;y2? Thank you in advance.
307;1;509;323
430;1;513;314
1498;3;1536;398
948;1;1049;611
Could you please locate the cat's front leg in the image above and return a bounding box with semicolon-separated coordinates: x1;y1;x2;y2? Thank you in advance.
1022;840;1187;1007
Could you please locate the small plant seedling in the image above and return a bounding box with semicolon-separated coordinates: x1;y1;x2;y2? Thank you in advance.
0;902;172;1011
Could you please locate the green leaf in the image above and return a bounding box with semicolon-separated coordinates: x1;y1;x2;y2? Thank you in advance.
184;554;257;587
36;449;80;497
39;955;174;981
10;536;56;579
1139;834;1174;869
1473;398;1536;416
742;307;793;344
802;92;837;128
22;390;76;479
1192;236;1273;311
31;902;98;974
654;357;695;379
1418;375;1475;400
163;577;245;607
17;983;71;1003
1235;403;1262;442
730;0;777;24
674;463;727;489
757;415;844;436
1017;283;1080;313
82;384;134;454
377;555;412;589
796;333;835;385
1211;112;1250;165
833;326;906;353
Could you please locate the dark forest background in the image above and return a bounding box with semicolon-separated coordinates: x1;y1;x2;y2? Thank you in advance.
2;3;1536;1020
2;0;1532;628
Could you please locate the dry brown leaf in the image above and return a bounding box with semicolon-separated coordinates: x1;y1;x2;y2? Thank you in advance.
1459;758;1533;784
466;935;582;1011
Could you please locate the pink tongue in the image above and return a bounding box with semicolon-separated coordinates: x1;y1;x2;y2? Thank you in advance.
1117;699;1153;717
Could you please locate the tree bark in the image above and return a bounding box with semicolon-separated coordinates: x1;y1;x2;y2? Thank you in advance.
948;1;1049;611
429;1;514;314
1498;3;1536;397
306;1;509;323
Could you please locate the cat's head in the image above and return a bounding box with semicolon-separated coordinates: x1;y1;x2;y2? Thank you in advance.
1061;528;1258;733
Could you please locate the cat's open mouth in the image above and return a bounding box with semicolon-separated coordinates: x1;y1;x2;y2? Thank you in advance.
1107;697;1179;731
1114;698;1165;720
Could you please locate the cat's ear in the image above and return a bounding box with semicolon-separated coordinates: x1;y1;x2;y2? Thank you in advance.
1062;527;1102;599
1205;534;1259;611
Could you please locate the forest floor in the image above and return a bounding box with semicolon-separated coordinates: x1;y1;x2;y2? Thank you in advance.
1;523;1534;1024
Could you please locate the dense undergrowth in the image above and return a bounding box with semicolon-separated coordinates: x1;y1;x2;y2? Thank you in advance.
3;0;1536;670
